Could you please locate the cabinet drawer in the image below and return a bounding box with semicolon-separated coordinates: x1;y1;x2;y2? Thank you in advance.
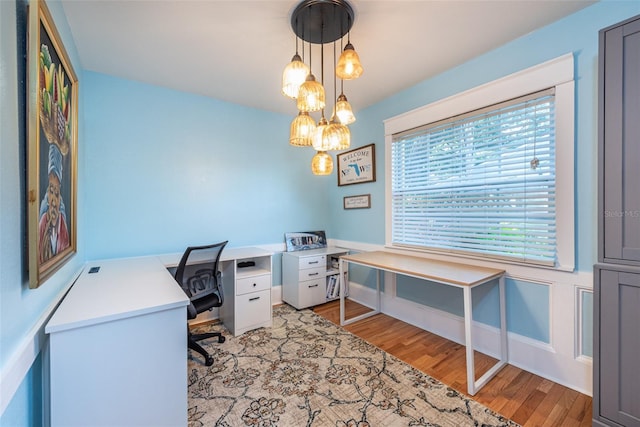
298;279;327;308
298;266;324;282
299;255;325;270
236;274;271;296
235;289;271;329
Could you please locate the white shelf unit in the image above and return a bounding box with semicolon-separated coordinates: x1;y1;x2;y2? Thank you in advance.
282;247;349;310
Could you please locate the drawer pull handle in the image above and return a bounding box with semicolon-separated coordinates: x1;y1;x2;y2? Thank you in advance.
249;297;260;302
308;284;319;288
309;261;319;264
308;272;319;276
253;283;257;287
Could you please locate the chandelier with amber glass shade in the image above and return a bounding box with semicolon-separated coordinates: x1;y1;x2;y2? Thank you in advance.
282;0;363;175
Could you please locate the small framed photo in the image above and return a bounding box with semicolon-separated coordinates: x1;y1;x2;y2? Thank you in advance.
344;194;371;210
337;143;376;186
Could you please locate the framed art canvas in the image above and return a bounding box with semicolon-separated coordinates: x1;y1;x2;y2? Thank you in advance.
337;143;376;186
27;0;78;288
284;231;327;252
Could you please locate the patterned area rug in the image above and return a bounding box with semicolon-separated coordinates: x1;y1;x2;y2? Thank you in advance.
188;304;518;427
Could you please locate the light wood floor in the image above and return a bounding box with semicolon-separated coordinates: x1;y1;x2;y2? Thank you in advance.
312;299;593;427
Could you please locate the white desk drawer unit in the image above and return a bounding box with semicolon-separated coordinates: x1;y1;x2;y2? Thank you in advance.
235;289;271;330
299;255;325;269
236;274;271;295
282;247;349;310
298;266;325;282
295;279;326;308
219;248;273;336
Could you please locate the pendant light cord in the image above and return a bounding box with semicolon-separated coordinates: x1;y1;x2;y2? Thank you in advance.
308;41;312;73
333;41;337;111
320;37;325;119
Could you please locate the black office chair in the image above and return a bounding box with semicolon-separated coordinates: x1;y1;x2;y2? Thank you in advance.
174;241;228;366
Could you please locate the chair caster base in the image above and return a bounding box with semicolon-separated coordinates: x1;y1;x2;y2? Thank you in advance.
205;356;214;366
218;336;225;343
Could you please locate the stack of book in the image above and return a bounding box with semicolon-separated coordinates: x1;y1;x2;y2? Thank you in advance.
326;274;348;299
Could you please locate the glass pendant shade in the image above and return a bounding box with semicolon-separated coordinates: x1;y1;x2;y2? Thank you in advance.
333;93;356;125
311;151;333;175
312;116;330;151
336;42;364;80
289;111;316;146
282;54;309;99
323;117;351;150
297;74;325;112
284;0;362;176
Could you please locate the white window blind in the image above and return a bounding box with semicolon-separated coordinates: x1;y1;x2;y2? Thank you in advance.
391;88;557;265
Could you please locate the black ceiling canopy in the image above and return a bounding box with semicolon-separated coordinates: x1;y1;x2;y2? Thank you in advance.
290;0;355;44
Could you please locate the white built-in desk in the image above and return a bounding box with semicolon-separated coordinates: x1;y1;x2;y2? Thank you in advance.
46;247;273;426
45;256;190;427
339;251;507;396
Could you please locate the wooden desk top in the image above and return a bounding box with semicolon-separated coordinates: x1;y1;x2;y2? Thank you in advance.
340;251;504;287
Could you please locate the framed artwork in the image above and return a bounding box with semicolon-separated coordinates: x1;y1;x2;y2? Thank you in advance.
344;194;371;209
337;143;376;186
27;0;78;288
284;231;327;252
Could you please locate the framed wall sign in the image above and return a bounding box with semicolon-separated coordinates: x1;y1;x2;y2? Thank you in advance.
337;143;376;186
344;194;371;210
27;0;79;288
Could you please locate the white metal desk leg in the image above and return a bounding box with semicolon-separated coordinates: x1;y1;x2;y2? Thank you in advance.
376;269;382;312
499;276;508;362
339;259;346;326
463;286;476;395
340;260;380;326
466;277;509;396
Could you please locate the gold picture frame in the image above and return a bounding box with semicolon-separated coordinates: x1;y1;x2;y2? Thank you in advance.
27;0;78;288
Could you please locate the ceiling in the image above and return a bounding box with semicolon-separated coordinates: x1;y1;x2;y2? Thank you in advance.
61;0;594;116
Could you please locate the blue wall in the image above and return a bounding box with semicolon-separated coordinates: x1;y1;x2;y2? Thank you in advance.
83;72;331;260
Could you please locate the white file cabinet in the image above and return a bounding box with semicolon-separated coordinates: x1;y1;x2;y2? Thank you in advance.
282;247;348;309
219;248;273;335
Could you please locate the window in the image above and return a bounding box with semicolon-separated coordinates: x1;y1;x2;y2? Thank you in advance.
384;54;574;270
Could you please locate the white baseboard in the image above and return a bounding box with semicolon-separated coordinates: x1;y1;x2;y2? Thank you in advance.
347;281;592;396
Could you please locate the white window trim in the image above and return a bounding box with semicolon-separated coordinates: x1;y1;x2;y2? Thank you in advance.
384;53;575;272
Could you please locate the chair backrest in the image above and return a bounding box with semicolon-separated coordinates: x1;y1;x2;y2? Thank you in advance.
174;241;228;316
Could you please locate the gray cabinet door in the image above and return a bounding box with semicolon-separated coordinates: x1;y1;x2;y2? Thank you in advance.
595;266;640;426
600;16;640;264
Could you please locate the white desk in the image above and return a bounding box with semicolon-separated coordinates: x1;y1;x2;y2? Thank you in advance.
45;256;190;426
339;251;507;396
